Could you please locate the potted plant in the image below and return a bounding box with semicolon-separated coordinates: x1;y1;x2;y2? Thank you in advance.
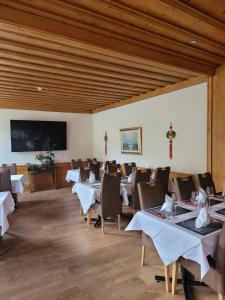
35;151;55;167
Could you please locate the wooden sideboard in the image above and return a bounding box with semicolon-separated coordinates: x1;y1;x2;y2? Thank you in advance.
17;162;72;192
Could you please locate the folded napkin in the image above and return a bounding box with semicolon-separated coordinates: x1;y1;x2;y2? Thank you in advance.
196;188;207;205
161;194;173;213
89;171;96;184
195;206;211;229
120;185;129;206
150;169;156;181
128;172;134;183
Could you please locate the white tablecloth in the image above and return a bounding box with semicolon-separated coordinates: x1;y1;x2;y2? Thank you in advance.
73;181;132;214
0;191;15;235
11;174;30;193
66;169;81;183
126;202;225;279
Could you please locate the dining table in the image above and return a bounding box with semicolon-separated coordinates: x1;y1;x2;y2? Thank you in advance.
126;198;225;281
11;174;30;193
72;177;132;214
0;191;15;236
66;169;81;183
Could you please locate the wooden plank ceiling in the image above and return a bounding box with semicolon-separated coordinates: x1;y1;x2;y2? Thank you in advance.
0;0;224;113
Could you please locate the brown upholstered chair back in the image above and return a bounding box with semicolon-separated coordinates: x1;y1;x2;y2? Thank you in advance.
79;166;90;182
2;163;17;175
71;159;82;170
154;166;170;194
90;162;100;181
131;169;151;211
105;160;116;170
196;172;216;194
174;176;197;201
108;164;118;173
101;173;121;218
124;162;136;176
214;222;225;295
138;181;165;210
0;168;12;192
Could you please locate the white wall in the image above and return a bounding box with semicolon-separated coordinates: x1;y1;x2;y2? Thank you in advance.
92;83;207;173
0;109;93;164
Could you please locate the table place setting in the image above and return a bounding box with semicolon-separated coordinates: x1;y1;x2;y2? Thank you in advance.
126;190;225;279
73;172;132;213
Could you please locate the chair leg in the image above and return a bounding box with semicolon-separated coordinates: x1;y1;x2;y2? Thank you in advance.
164;264;171;293
172;261;178;295
118;214;121;230
141;245;146;266
87;209;93;225
101;217;104;234
80;204;83;216
218;294;225;300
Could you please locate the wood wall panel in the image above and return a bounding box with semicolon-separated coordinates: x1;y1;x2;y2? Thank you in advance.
211;64;225;191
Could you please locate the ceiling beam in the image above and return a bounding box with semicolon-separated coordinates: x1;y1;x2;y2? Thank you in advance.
0;37;189;82
160;0;225;32
0;4;215;75
0;66;147;93
92;76;207;113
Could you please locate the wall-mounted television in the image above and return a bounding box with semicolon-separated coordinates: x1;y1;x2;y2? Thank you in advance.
10;120;67;152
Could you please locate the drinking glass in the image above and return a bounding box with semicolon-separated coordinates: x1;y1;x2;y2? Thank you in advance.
191;191;198;214
165;210;174;223
206;186;214;207
171;193;179;216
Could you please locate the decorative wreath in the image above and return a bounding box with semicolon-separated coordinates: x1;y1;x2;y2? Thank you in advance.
166;130;176;139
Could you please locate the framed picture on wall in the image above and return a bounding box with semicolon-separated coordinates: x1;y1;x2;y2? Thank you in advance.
120;127;142;155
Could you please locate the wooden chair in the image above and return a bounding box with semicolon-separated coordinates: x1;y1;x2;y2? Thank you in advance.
173;176;197;202
105;160;116;171
0;167;17;208
79;166;90;182
0;168;12;192
89;161;100;181
138;181;165;265
154;166;170;194
124;162;136;176
172;222;225;299
196;172;217;194
94;173;121;234
2;163;17;175
138;180;170;292
107;163;118;173
71;159;82;170
129;169;151;214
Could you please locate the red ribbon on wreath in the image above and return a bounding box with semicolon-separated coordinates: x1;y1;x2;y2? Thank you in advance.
166;123;176;160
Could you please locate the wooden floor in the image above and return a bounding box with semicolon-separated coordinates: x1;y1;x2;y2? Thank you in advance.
0;188;218;300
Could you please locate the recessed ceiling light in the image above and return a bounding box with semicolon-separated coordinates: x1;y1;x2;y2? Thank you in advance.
189;40;197;45
37;86;44;92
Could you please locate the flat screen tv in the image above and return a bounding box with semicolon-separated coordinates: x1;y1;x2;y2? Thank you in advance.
10;120;67;152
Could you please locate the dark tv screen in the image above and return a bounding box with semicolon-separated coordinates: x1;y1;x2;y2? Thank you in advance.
10;120;67;152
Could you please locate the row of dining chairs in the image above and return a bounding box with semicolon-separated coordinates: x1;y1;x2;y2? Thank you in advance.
173;172;219;202
71;159;138;177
